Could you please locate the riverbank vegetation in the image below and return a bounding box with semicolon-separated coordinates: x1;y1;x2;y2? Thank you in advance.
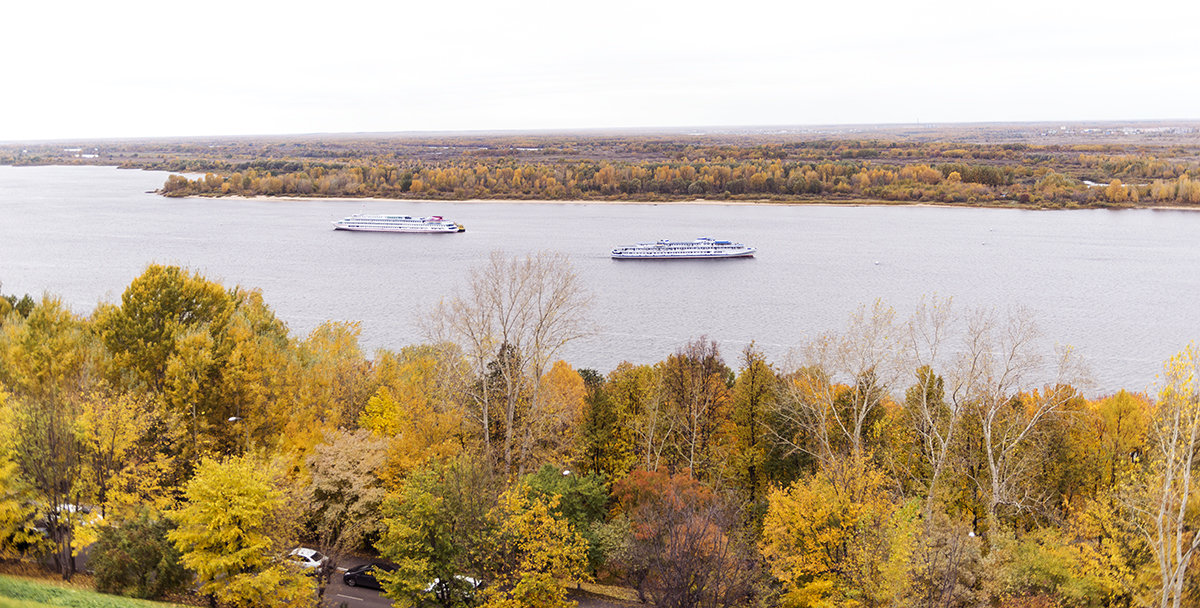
1;260;1199;608
3;123;1199;208
151;152;1200;208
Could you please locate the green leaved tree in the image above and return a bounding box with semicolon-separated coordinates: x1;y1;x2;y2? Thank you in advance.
376;456;499;607
91;510;188;599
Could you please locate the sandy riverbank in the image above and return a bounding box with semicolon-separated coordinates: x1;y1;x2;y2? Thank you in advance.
192;194;953;208
182;194;1200;212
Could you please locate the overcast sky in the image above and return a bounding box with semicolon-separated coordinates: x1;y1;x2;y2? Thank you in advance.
2;0;1197;141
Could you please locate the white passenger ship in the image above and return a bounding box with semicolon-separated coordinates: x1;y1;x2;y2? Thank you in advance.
332;214;465;233
611;237;756;259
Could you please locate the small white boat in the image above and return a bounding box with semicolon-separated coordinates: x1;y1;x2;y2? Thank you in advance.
332;214;464;233
611;237;756;259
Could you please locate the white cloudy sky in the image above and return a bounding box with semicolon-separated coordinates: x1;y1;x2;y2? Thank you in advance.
1;0;1196;141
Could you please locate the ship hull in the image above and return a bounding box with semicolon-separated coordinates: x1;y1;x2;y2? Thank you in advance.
611;250;755;259
332;214;465;233
333;225;462;233
611;237;756;259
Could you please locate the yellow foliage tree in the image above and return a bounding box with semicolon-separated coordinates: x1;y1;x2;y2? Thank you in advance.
168;456;315;608
211;290;299;456
363;386;462;489
0;296;98;577
95;264;233;393
761;457;915;607
728;344;778;501
657;338;732;481
608;362;669;472
519;360;586;467
984;524;1117;606
1070;391;1152;495
1180;174;1200;204
283;321;372;463
1105;179;1129;203
361;347;465;488
75;388;173;520
1065;495;1153;606
483;483;590;608
1;391;43;559
1126;345;1200;608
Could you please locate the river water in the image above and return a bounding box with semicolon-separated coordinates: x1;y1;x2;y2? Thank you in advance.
2;165;1198;395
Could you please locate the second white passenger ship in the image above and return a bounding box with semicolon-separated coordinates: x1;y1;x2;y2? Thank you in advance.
332;214;465;233
611;237;756;259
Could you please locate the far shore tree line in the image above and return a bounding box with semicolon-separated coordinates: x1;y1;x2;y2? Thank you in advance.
2;260;1200;608
157;156;1200;208
5;133;1198;209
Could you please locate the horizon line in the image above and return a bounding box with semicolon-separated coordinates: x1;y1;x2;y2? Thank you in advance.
4;117;1200;145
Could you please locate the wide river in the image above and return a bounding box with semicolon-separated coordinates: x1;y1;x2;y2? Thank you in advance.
2;165;1198;395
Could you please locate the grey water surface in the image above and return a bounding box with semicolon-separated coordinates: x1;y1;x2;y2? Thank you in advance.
2;164;1198;394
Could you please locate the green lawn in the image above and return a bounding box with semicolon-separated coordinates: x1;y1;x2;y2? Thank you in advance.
0;576;184;608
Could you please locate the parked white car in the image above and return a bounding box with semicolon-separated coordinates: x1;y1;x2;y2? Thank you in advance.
287;547;329;576
425;576;483;603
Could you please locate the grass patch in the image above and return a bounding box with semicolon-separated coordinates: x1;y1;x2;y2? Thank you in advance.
0;596;47;608
0;576;185;608
572;580;641;604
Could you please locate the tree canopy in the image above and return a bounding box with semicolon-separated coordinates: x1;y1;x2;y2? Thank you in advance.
0;264;1197;607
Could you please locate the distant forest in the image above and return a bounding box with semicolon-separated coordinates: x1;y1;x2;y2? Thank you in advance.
3;123;1200;208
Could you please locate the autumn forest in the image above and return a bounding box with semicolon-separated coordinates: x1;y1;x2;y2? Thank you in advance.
4;123;1200;208
2;250;1198;608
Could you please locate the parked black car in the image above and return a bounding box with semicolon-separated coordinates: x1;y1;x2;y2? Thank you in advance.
342;563;397;590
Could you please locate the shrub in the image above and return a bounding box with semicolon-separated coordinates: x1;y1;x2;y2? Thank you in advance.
90;512;187;600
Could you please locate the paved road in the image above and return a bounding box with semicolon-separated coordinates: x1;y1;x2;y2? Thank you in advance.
571;593;638;608
318;564;634;608
321;565;392;608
